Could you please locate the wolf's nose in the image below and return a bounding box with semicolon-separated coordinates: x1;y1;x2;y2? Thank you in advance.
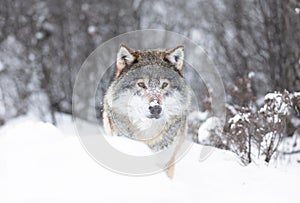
149;105;162;115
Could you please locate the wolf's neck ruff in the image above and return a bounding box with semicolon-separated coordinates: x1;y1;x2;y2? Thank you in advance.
147;118;184;151
110;109;184;151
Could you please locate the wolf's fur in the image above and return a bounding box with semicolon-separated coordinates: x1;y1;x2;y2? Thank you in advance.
103;45;191;178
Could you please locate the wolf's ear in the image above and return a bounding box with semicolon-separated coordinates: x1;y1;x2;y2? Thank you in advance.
165;45;184;72
116;45;136;77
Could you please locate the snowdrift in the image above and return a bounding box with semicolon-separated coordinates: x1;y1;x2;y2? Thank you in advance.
0;115;299;203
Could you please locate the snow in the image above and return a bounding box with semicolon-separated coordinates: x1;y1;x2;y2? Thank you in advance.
261;92;289;116
225;104;238;115
198;117;221;143
229;112;251;127
35;32;44;40
248;71;255;79
104;133;153;156
188;110;209;122
1;114;300;203
88;25;96;34
264;92;280;101
229;114;243;123
149;99;159;107
293;92;300;97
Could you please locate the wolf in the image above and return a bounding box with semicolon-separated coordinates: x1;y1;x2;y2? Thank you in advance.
102;44;191;178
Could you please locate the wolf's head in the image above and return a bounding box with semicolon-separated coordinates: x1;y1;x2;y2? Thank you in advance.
108;45;190;134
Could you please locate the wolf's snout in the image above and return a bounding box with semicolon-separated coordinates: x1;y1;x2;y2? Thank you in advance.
149;105;162;116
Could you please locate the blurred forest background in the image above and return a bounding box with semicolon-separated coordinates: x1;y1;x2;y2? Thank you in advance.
0;0;300;163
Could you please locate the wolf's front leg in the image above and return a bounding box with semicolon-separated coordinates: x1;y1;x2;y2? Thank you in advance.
103;111;119;136
103;111;112;135
166;157;175;179
165;123;187;179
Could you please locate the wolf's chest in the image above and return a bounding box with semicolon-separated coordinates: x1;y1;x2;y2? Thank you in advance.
128;117;182;152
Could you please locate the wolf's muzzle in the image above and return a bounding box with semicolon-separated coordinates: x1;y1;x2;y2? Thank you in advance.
149;105;162;119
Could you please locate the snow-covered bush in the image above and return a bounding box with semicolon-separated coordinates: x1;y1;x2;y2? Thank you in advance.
226;107;256;164
193;69;299;164
224;90;299;164
258;91;291;162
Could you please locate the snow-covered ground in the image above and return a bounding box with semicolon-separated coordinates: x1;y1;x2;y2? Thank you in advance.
1;114;300;203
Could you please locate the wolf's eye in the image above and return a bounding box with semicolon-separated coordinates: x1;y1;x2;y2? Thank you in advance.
137;82;146;89
162;82;169;89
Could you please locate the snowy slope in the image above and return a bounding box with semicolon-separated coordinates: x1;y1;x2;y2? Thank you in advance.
0;114;300;203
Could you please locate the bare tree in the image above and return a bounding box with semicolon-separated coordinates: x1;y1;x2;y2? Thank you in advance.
198;0;300;96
